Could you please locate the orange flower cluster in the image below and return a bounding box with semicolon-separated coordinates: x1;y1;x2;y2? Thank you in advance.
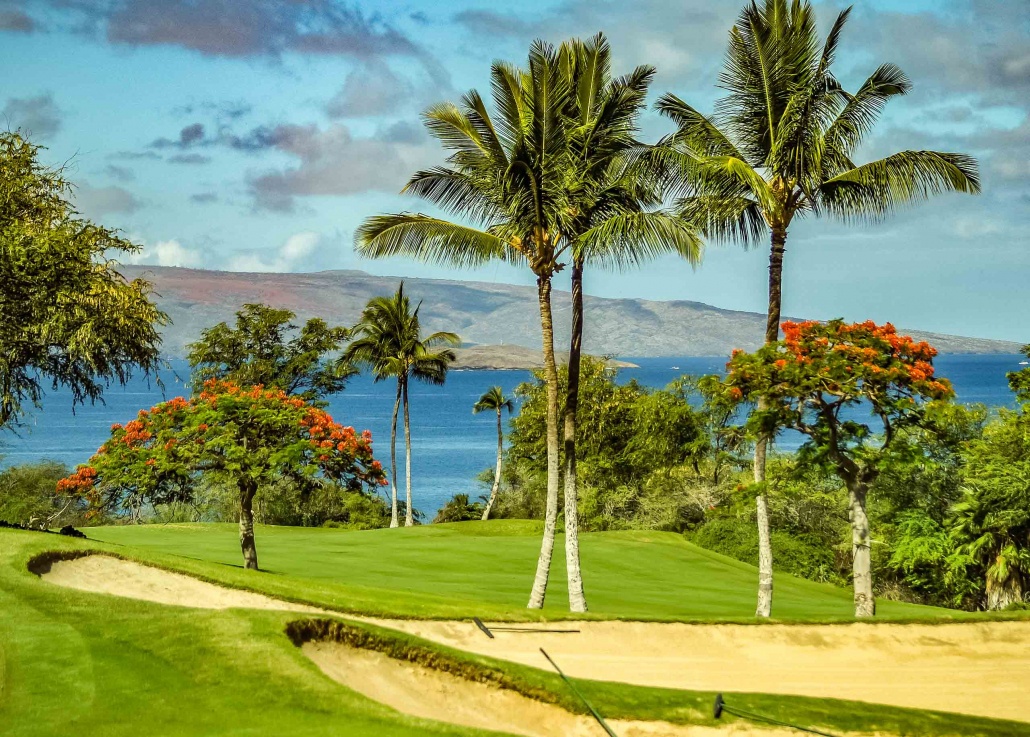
775;320;952;398
56;466;97;493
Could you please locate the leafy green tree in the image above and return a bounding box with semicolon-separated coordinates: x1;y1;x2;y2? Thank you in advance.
656;0;980;617
0;459;85;529
356;36;698;612
473;386;515;521
0;132;166;430
503;357;711;530
345;283;458;527
59;380;386;569
187;303;354;402
1005;345;1030;403
718;320;953;616
433;493;485;524
948;409;1030;610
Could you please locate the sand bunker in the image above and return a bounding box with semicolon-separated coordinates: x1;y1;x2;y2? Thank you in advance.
303;641;803;737
387;617;1030;724
40;554;326;614
389;618;1030;723
38;554;1030;723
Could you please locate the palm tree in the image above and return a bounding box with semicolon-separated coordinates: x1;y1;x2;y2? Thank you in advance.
346;283;459;527
356;37;699;612
655;0;980;617
558;35;703;611
473;386;515;521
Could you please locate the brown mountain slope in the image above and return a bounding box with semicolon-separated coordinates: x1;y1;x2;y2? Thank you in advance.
121;266;1022;358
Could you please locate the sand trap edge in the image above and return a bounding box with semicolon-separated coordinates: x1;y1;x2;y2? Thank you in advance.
284;617;572;710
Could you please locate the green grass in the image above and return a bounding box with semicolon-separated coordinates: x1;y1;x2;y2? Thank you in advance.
2;524;1028;736
84;519;981;622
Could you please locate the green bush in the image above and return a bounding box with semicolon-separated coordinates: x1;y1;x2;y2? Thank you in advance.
0;460;88;529
688;517;843;585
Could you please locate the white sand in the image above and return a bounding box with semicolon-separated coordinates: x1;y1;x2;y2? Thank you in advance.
40;554;1030;723
303;641;808;737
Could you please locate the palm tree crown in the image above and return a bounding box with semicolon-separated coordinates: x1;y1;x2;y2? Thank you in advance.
655;0;980;247
474;386;515;415
346;282;459;384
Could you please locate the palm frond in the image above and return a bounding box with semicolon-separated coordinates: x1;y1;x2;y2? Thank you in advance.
576;210;704;270
819;150;981;220
355;214;513;268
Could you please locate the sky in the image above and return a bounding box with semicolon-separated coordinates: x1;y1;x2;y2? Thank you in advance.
1;0;1027;341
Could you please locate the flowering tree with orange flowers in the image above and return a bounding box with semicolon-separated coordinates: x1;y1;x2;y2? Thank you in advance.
718;319;954;617
59;379;387;570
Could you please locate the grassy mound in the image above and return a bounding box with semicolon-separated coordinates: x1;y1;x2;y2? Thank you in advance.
86;519;961;622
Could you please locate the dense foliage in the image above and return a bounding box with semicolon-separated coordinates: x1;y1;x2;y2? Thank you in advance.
188;303;354;402
0;459;88;529
59;379;386;569
493;358;746;531
0;132;167;430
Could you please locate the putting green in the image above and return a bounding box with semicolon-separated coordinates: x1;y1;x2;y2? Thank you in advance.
86;520;953;621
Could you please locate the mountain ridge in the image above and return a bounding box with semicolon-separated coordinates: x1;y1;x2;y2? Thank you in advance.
121;265;1022;358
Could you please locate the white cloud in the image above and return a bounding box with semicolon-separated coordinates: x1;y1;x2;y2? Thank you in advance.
125;239;203;268
227;231;323;272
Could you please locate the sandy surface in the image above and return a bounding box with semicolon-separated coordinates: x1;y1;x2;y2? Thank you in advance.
42;555;326;614
388;619;1030;723
303;641;804;737
39;554;1030;723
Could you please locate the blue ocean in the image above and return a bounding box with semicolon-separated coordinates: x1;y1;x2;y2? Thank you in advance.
1;354;1023;517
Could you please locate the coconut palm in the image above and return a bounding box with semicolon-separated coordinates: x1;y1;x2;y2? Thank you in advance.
346;283;459;527
557;34;703;611
655;0;980;617
473;386;515;521
356;37;699;611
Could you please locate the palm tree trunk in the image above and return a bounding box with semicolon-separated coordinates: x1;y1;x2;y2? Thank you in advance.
389;380;401;528
563;258;588;613
528;276;560;609
754;226;787;618
847;479;875;617
403;375;414;527
238;477;259;570
482;409;503;521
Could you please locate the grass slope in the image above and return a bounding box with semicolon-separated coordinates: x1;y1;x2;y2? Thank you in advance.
3;525;1028;737
86;520;958;622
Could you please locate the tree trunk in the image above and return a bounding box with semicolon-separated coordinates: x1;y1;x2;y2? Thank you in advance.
389;380;401;528
987;573;1024;611
403;376;414;527
848;480;875;618
754;437;773;618
563;258;588;613
528;276;561;609
753;226;787;618
238;478;259;571
482;410;503;521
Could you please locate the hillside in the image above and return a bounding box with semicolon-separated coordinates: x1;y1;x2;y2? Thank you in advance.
122;266;1022;357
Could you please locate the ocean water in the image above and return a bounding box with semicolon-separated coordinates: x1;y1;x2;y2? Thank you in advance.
1;354;1023;517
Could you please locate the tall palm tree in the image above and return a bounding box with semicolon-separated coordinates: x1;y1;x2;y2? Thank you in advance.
473;386;515;521
356;37;699;611
346;283;459;527
655;0;980;617
557;34;703;611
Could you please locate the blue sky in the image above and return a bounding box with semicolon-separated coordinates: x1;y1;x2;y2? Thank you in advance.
1;0;1027;341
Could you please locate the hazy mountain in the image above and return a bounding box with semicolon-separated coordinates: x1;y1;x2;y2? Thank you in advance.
122;266;1022;358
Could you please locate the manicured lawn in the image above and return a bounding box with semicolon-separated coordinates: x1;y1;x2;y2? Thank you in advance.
2;526;1029;737
89;519;957;621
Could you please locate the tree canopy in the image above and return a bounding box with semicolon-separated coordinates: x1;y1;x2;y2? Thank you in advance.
59;379;387;568
187;303;354;402
0;132;167;429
